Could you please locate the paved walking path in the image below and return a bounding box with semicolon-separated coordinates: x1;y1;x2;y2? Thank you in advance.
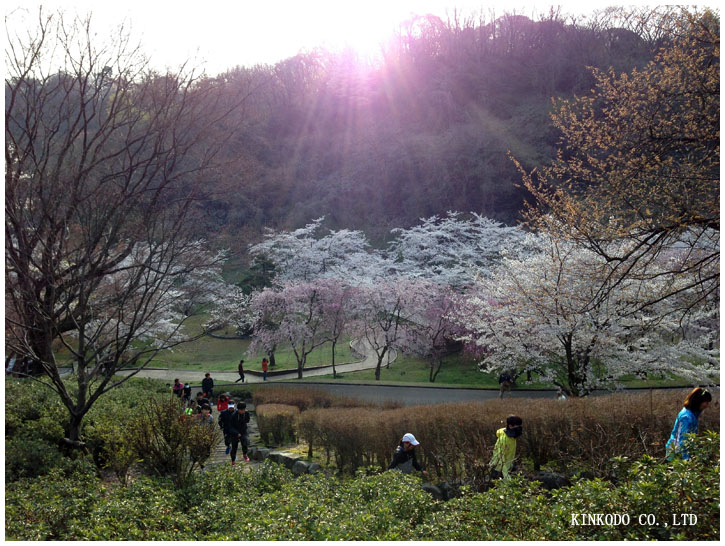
115;339;396;385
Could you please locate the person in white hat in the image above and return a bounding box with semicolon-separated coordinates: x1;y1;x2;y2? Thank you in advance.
388;433;429;478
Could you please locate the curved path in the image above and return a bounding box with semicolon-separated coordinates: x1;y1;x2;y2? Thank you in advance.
115;339;396;385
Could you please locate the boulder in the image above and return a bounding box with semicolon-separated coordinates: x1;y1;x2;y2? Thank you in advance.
255;448;270;461
438;481;461;501
422;483;444;500
268;453;286;466
531;471;570;490
281;455;300;470
291;460;310;476
307;463;322;474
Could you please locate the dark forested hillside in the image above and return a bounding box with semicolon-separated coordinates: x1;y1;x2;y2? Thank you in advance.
194;7;677;248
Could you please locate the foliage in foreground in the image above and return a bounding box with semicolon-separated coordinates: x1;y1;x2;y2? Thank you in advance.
5;434;719;540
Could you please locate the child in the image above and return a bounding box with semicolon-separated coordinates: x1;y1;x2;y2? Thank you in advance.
217;392;230;413
172;378;183;398
489;415;523;479
183;383;192;406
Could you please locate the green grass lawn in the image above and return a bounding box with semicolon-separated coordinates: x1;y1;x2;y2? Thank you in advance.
53;311;712;389
144;314;355;372
297;352;703;390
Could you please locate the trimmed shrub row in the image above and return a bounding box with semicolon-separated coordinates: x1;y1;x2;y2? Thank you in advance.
256;404;300;446
251;385;400;411
298;390;720;481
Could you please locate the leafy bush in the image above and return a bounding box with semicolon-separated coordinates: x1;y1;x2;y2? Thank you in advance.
256;404;299;446
5;436;718;540
128;398;221;487
414;433;720;540
5;463;101;540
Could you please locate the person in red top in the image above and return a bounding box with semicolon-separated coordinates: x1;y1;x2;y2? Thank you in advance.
217;393;230;412
262;358;268;381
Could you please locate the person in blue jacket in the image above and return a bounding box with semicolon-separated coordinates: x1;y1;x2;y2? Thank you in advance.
666;387;712;460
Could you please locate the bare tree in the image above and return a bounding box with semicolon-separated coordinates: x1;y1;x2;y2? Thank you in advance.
5;9;244;445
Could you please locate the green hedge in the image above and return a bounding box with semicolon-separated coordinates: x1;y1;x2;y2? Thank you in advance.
5;434;719;540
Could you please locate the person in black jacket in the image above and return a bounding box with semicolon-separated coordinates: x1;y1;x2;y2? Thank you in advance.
388;433;429;478
218;400;236;456
228;402;251;465
201;373;214;402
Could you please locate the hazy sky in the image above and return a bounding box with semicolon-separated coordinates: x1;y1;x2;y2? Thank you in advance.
7;1;717;75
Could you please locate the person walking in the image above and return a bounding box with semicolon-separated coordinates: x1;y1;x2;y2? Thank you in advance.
498;372;513;399
236;360;246;383
489;415;523;479
196;404;214;427
194;405;215;471
388;433;429;478
201;373;214;402
666;387;713;460
261;358;268;381
194;392;210;414
218;399;236;455
228;402;251;465
217;392;230;413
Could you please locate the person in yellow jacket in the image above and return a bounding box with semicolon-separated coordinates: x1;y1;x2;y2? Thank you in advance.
489;415;523;479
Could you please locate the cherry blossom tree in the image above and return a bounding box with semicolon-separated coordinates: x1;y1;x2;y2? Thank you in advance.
387;212;529;286
248;217;387;283
400;283;463;382
456;233;718;396
350;279;425;381
248;281;329;379
205;284;253;337
316;279;356;378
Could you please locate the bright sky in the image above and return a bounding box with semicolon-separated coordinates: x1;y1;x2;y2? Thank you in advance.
6;1;719;75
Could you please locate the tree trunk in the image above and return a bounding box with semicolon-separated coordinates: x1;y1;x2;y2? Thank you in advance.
269;351;276;368
331;340;337;379
66;411;85;444
429;357;443;382
374;347;387;381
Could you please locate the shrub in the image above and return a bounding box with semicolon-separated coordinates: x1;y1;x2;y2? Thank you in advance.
128;397;221;487
5;436;718;540
69;476;189;540
5;464;101;540
252;386;378;411
414;433;720;540
256;404;300;446
297;390;720;481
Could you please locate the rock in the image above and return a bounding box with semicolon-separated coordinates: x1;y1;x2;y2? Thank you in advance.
268;452;299;469
531;471;570;490
422;483;444;500
307;463;322;474
281;455;299;470
255;448;270;461
247;447;258;459
438;481;461;500
268;453;286;466
291;460;310;476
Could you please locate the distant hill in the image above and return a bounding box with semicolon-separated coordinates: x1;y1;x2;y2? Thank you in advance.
190;9;664;250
